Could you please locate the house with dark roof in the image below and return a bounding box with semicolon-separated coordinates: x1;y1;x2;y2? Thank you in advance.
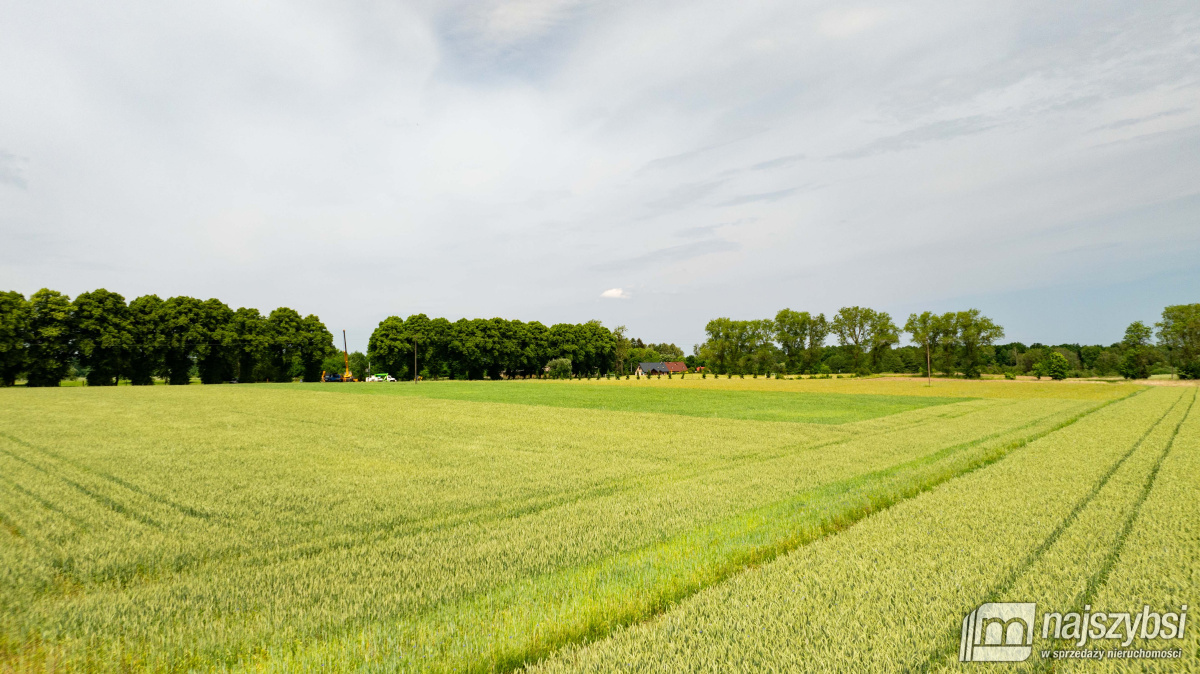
636;362;669;376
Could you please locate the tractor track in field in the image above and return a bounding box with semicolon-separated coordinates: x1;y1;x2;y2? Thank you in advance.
907;386;1186;673
0;431;213;521
0;442;164;529
1031;387;1196;674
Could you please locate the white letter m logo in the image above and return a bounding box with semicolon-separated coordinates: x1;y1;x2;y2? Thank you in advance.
960;602;1036;662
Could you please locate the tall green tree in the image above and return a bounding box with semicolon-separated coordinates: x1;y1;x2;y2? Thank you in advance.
698;318;742;374
773;309;812;374
612;325;630;376
547;323;581;376
126;295;164;385
867;311;900;373
1118;320;1155;380
232;307;270;382
520;320;550;377
904;311;946;383
745;319;779;374
805;313;829;373
71;289;132;386
832;306;896;374
25;289;74;387
0;291;28;386
932;312;960;376
404;313;438;379
158;296;207;385
194;299;236;384
265;307;304;381
579;320;616;375
297;314;335;382
954;309;1004;378
453;318;489;379
1156;304;1200;377
368;315;413;379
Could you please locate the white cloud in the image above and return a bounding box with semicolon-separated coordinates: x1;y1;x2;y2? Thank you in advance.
600;288;629;299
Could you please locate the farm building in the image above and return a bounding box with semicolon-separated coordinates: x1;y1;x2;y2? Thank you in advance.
636;362;687;376
636;362;669;376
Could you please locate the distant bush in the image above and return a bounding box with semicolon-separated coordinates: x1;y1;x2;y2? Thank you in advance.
546;358;572;379
1004;371;1016;380
1181;361;1200;380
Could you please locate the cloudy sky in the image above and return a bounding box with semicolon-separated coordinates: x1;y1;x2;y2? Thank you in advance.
2;1;1198;352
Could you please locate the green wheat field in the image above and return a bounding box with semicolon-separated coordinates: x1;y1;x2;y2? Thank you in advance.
1;377;1197;672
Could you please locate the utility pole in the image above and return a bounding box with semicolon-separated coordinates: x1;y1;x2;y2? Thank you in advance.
342;330;351;380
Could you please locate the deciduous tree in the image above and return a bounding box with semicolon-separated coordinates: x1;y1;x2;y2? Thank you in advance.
265;307;306;382
1046;351;1069;380
833;307;896;374
158;297;207;385
71;289;132;386
232;307;270;382
1118;320;1154;380
954;309;1004;378
774;309;811;374
127;295;164;385
25;289;73;387
1156;304;1200;377
195;299;236;384
0;291;28;386
904;311;944;384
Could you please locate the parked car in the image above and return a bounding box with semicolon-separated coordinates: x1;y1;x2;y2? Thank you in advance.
365;373;397;382
323;373;343;382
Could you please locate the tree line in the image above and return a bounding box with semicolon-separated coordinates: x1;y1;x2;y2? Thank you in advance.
4;288;1196;385
695;304;1200;379
367;314;618;380
696;307;1001;377
0;288;335;386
